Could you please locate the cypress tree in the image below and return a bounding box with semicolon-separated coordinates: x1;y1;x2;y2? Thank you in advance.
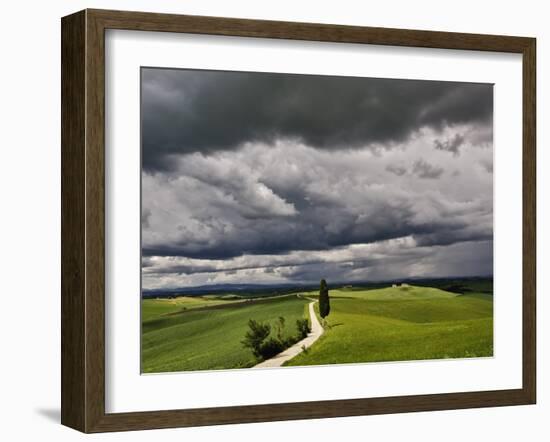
319;279;330;319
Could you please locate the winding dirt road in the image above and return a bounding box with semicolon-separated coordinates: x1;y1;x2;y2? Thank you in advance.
252;301;324;368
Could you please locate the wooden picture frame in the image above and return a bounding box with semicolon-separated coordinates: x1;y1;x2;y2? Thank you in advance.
61;8;536;433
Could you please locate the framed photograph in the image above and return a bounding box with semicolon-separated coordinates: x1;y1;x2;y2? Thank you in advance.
61;9;536;433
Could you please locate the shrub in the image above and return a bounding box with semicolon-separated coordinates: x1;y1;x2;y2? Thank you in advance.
296;318;311;339
242;315;312;361
275;316;286;341
241;319;271;358
258;337;285;359
281;334;301;348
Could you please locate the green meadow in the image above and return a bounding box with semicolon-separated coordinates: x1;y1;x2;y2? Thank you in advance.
141;281;493;373
286;285;493;367
141;295;310;373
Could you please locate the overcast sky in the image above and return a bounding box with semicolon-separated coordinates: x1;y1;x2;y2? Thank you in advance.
141;68;493;290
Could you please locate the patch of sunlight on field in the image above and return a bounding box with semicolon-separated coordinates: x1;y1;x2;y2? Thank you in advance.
331;285;457;300
141;296;237;321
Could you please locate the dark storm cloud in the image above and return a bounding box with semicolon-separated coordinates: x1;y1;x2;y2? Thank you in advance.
141;208;151;228
480;160;493;173
142;238;493;288
141;141;492;262
140;68;494;289
141;68;493;171
434;133;465;156
386;164;407;176
142;212;482;261
412;159;444;179
143;256;328;275
413;228;492;247
141;207;444;260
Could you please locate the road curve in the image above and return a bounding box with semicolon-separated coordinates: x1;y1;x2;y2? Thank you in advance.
252;301;324;369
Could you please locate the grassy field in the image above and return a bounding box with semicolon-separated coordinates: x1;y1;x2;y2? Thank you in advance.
141;294;310;373
142;281;493;373
285;285;493;367
141;296;238;322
